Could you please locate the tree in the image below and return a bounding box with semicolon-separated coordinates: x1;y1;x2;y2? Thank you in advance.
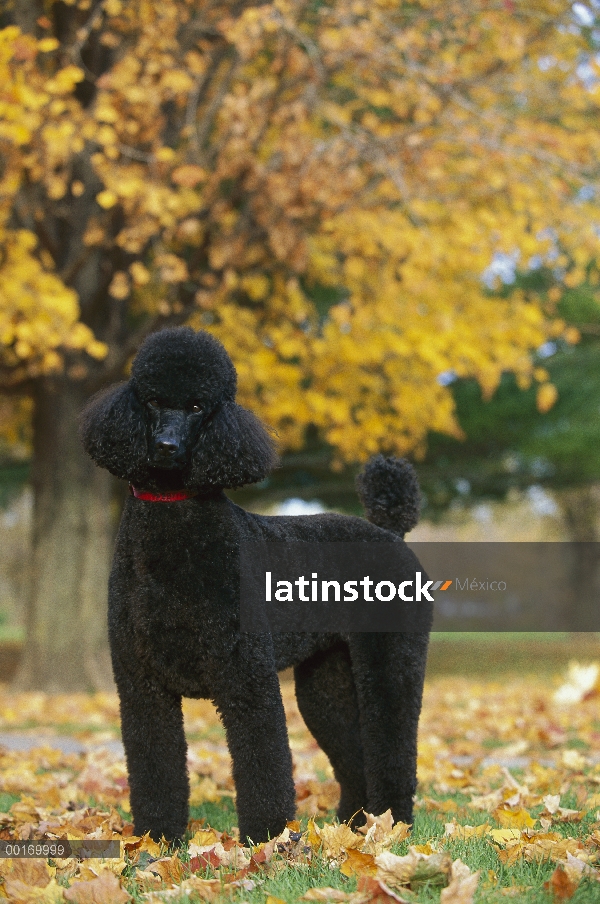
1;0;600;688
417;272;600;516
411;269;600;630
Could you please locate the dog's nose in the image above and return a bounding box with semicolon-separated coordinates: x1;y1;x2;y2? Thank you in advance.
156;439;179;457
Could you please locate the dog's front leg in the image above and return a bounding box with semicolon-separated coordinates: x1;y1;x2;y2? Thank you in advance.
114;657;189;842
212;641;295;844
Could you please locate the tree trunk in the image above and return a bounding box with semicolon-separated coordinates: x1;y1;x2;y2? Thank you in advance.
14;377;115;691
559;485;600;634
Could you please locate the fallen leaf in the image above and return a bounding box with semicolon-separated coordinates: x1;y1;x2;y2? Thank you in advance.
340;849;377;878
487;828;522;845
319;823;363;858
440;861;480;904
64;870;131;903
356;876;413;903
5;860;54;887
445;821;490;839
145;852;187;885
302;889;352;902
494;806;536;829
375;849;451;890
543;864;579;900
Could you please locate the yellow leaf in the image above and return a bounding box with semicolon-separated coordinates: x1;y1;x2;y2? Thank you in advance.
340;848;377;877
96;190;118;209
129;262;151;286
488;828;522;845
536;383;558;414
108;272;130;300
38;37;60;52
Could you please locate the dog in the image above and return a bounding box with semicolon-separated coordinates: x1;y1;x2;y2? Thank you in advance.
80;326;430;843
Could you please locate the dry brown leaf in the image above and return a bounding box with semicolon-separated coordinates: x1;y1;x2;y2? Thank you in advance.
142;876;226;902
188;840;250;869
445;821;490;839
3;878;65;904
355;876;413;903
410;852;453;889
440;861;480;904
145;852;187;886
63;870;131;903
543;864;580;900
523;836;586;864
357;811;411;852
375;849;451;889
319;823;363;858
5;860;54;887
375;850;420;887
132;868;161;892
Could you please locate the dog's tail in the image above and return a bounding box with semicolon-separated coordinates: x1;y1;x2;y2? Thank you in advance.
356;454;421;538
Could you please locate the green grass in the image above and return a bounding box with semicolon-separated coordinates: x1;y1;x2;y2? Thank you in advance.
426;633;600;677
151;792;600;903
189;797;238;834
0;792;19;813
0;626;25;642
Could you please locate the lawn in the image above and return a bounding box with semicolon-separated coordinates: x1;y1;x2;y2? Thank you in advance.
1;657;600;902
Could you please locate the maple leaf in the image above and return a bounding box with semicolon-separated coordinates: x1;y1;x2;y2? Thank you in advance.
4;877;66;904
63;870;131;903
493;805;536;829
357;810;411;850
340;849;378;878
302;889;353;902
440;861;480;904
355;876;413;904
375;849;452;890
318;823;363;859
145;852;187;886
543;864;579;901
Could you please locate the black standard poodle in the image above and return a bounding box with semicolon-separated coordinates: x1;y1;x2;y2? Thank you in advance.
80;327;431;844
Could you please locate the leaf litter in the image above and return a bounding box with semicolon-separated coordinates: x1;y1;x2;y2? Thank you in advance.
0;665;600;900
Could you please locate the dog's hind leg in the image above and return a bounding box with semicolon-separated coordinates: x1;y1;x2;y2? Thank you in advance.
348;632;429;826
294;641;368;824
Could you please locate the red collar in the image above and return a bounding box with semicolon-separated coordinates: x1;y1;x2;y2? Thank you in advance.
129;485;198;502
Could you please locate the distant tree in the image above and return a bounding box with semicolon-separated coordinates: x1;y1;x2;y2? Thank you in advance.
418;273;600;526
1;1;600;688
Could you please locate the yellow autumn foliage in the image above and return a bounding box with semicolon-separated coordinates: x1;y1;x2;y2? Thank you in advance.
1;1;598;457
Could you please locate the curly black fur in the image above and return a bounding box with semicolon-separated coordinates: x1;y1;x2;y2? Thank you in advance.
80;327;430;844
356;454;421;537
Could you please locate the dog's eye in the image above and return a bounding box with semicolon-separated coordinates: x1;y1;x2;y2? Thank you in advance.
191;403;203;414
147;399;160;409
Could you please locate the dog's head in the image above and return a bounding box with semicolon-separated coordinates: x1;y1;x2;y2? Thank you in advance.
80;327;278;489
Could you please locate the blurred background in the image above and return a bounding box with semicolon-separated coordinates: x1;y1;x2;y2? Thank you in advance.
1;0;600;690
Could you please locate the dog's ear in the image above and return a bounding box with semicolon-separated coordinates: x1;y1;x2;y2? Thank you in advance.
189;402;278;488
79;382;147;480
